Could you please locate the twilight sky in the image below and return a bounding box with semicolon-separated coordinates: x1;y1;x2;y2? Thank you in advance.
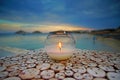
0;0;120;32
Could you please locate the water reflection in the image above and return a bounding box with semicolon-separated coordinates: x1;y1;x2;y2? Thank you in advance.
0;33;120;52
0;34;47;49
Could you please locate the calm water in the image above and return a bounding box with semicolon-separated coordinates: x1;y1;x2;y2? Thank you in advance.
0;33;119;57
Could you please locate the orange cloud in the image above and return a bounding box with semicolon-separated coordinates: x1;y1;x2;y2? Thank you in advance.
0;23;21;31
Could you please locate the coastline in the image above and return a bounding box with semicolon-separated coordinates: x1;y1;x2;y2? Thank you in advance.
96;36;120;52
0;46;30;57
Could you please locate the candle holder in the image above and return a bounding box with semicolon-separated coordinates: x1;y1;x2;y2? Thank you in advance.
45;31;75;60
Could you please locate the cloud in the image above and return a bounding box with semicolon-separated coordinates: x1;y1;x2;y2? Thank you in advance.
80;0;120;18
41;0;65;12
0;23;21;31
0;0;120;29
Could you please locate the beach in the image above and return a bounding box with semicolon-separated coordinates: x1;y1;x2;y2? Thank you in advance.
1;0;120;79
0;48;120;80
96;36;120;52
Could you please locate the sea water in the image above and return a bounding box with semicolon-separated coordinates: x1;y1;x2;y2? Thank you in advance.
0;33;119;57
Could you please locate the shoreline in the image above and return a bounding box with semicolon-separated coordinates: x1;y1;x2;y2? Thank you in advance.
0;46;30;58
0;45;120;58
0;48;120;80
96;36;120;52
0;46;119;56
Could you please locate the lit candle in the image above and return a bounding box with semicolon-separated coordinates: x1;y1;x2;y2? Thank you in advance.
46;42;74;60
45;31;75;60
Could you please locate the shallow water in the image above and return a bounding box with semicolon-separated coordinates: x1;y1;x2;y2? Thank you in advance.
74;34;119;52
0;49;15;57
0;33;119;57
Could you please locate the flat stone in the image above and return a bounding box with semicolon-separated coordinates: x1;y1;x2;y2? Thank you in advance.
36;63;50;70
87;67;106;77
51;63;65;71
0;66;6;72
107;72;120;80
93;78;108;80
3;77;21;80
64;78;75;80
19;68;40;79
0;71;8;78
41;70;54;79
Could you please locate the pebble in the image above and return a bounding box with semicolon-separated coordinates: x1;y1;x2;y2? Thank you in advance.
64;78;75;80
55;72;65;79
36;63;50;70
26;59;36;63
114;64;120;70
0;66;6;72
87;62;97;67
51;63;65;72
3;77;21;80
41;70;54;79
27;63;36;68
65;70;73;76
87;67;106;77
19;68;40;79
98;65;115;71
0;71;8;78
6;65;19;71
72;66;86;73
73;72;83;79
82;73;93;80
8;70;20;77
107;72;120;80
93;78;108;80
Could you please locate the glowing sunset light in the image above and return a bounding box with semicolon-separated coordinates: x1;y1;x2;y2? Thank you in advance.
0;22;92;33
36;24;92;33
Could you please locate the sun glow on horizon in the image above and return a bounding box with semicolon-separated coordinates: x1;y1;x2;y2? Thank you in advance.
0;22;92;33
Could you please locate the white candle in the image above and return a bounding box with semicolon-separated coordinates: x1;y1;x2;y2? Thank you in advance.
45;45;74;60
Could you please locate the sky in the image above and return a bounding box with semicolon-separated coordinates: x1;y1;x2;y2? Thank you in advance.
0;0;120;33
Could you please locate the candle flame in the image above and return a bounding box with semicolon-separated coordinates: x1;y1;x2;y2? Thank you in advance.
58;42;62;49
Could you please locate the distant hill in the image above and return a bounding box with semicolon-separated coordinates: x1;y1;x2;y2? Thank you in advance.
49;30;89;34
91;28;120;34
32;31;42;34
90;27;120;40
15;30;27;34
15;30;42;35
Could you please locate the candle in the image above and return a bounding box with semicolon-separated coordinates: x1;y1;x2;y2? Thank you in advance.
45;31;75;60
46;44;74;60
